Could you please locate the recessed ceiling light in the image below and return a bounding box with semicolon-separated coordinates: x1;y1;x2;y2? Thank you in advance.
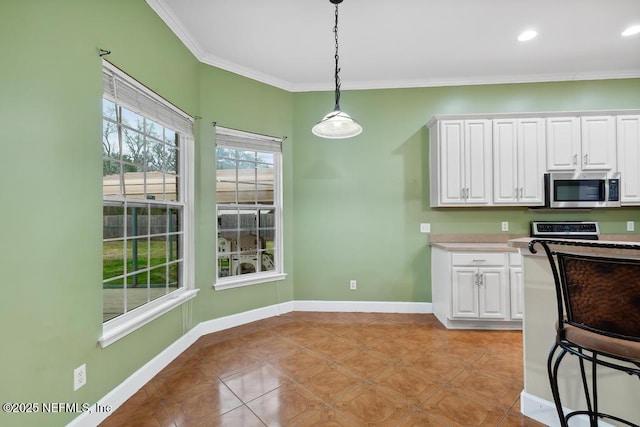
622;25;640;37
518;29;538;42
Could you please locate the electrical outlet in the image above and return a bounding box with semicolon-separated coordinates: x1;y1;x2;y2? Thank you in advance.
350;280;357;290
501;221;509;232
74;364;86;391
420;223;431;233
627;221;635;232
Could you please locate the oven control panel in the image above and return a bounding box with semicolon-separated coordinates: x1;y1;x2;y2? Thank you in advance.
530;221;600;239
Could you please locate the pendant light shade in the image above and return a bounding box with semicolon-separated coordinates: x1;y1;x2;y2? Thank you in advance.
312;109;362;139
313;0;362;139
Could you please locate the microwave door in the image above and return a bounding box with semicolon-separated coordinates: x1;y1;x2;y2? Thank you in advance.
551;178;605;208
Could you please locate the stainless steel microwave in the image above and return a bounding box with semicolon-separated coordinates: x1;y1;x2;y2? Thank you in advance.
544;172;621;208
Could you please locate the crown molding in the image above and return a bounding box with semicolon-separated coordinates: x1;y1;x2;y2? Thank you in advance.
147;1;640;93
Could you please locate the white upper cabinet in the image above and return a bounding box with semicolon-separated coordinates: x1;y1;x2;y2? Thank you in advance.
431;119;492;206
617;115;640;205
546;116;616;172
546;117;581;171
581;116;616;171
429;110;638;208
493;118;545;205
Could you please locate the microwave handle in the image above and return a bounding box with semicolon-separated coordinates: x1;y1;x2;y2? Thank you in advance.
600;179;607;201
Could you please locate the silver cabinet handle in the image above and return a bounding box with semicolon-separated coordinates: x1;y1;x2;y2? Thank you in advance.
474;273;479;285
479;274;484;286
519;187;523;198
472;259;486;262
573;154;578;165
584;153;588;164
515;188;518;198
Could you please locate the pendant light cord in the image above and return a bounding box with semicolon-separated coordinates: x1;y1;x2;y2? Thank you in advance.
333;3;341;111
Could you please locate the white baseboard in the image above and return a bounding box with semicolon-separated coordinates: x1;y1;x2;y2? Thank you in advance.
67;300;431;426
520;391;615;427
294;300;433;313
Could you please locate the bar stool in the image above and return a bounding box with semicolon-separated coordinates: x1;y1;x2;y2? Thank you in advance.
529;239;640;427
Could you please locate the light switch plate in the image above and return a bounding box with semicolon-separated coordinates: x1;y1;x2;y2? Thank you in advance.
627;221;635;232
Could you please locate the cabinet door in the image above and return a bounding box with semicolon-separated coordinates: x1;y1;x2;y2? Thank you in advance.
439;120;466;205
518;119;545;205
546;117;580;171
464;120;492;205
618;115;640;204
451;267;480;318
510;267;523;320
493;119;518;204
478;267;507;319
581;116;616;171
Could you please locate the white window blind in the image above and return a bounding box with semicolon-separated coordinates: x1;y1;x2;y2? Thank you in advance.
102;61;193;136
215;126;282;153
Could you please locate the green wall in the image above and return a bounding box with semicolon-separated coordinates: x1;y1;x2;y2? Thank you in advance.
0;1;639;426
291;80;640;303
193;64;295;321
0;1;292;426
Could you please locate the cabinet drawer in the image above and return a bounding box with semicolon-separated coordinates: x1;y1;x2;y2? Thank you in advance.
451;253;505;266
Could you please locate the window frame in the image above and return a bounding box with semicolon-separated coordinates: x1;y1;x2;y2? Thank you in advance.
100;61;198;347
214;126;286;290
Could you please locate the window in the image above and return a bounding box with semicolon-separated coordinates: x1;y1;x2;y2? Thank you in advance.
215;127;285;289
101;61;197;346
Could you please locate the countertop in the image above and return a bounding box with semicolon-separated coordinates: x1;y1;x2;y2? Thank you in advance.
508;236;640;257
428;234;525;252
429;233;640;254
429;242;517;252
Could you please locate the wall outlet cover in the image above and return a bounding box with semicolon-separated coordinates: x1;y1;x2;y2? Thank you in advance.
74;364;86;391
420;223;431;233
627;221;635;232
501;221;509;232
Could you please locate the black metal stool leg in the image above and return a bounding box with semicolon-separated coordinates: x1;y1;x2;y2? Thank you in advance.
576;349;596;427
548;343;569;427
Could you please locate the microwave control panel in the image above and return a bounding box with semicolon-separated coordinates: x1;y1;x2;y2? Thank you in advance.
608;179;619;201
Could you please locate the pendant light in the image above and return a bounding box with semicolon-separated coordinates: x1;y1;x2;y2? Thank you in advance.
312;0;362;139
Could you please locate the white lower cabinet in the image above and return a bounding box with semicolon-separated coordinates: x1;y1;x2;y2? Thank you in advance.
432;247;522;329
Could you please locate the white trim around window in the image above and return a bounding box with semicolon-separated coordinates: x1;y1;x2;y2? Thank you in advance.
100;60;197;347
214;126;286;290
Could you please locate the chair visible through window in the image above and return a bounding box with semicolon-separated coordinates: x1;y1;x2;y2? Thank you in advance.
529;239;640;427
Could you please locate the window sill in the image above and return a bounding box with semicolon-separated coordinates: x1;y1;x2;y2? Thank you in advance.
99;288;199;348
214;272;287;291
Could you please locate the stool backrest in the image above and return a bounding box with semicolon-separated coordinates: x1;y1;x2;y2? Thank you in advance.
529;239;640;342
556;253;640;340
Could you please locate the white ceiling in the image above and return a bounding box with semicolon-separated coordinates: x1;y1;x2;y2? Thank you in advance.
147;0;640;92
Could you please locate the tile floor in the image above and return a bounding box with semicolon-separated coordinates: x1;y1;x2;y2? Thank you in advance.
99;312;546;426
